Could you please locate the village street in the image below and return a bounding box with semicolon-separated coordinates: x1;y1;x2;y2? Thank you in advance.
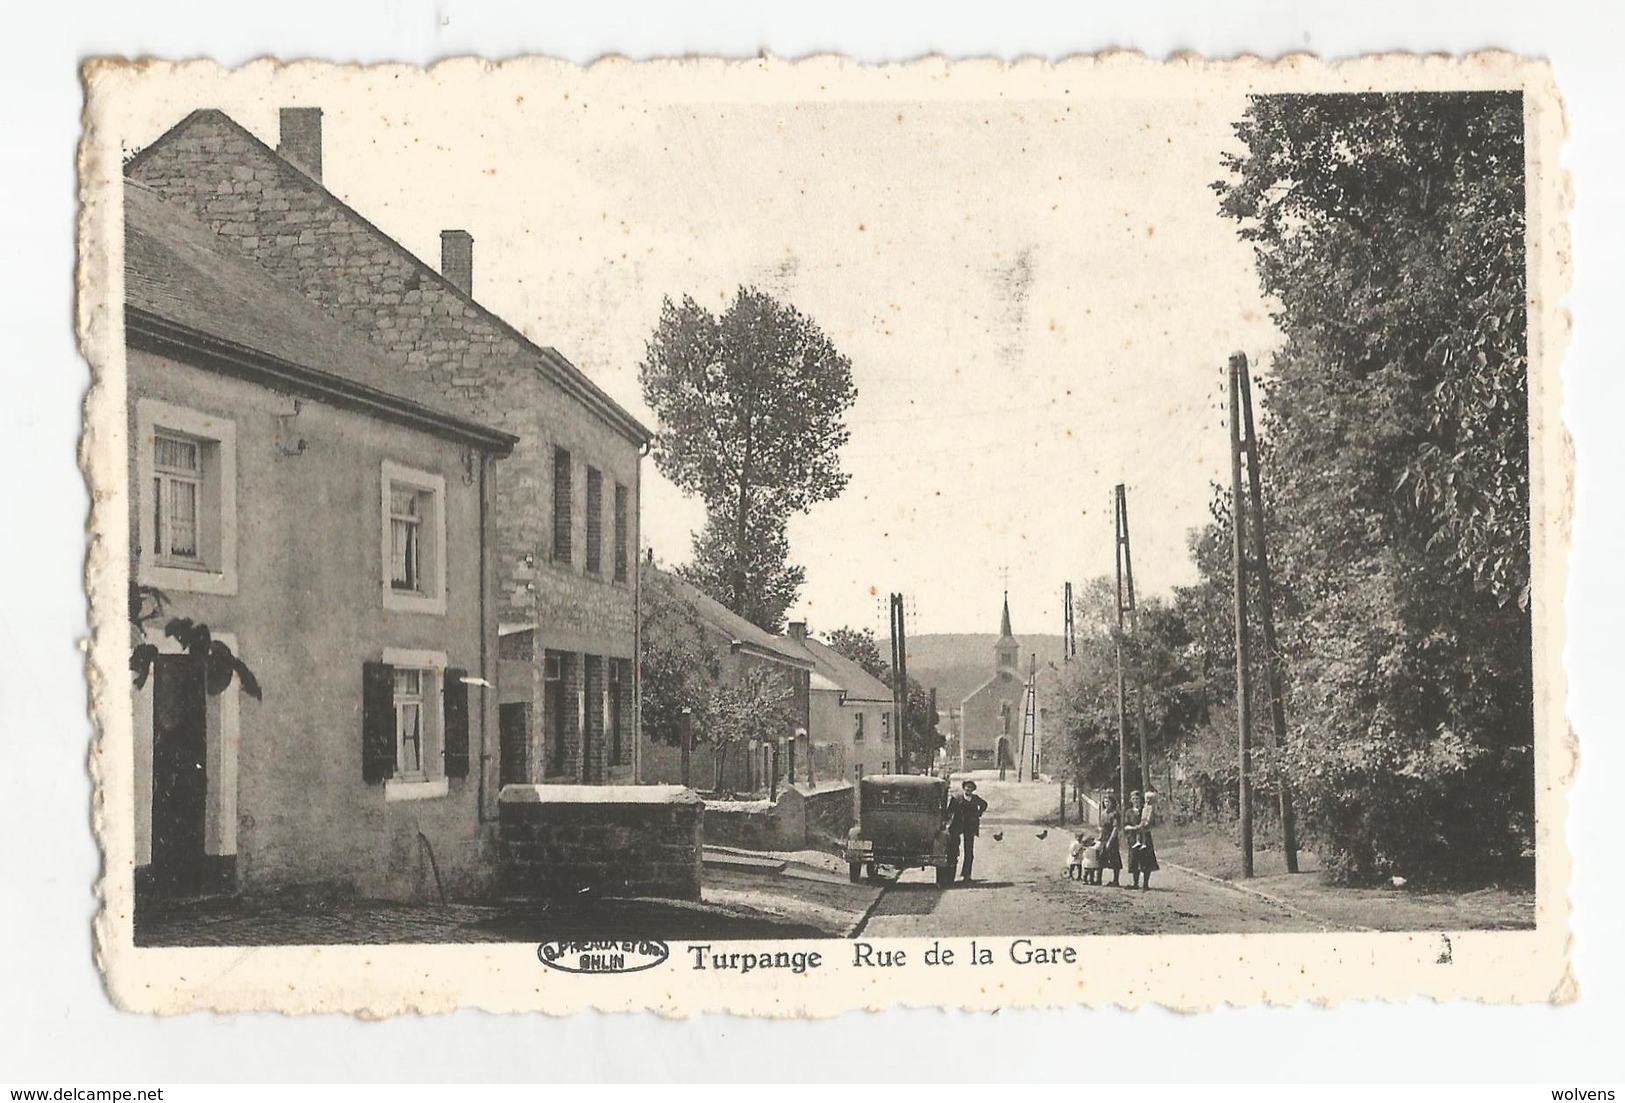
856;777;1346;938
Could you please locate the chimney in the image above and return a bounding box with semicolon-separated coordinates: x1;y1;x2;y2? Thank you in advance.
277;108;323;182
788;621;807;642
441;230;474;296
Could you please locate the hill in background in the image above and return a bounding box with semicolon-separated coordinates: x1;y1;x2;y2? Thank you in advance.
904;633;1068;709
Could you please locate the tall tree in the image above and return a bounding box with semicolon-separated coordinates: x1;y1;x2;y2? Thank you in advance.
640;286;857;630
1217;92;1532;882
679;513;805;634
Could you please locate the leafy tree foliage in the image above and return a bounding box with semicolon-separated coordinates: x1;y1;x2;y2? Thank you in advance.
679;513;805;634
129;583;261;699
638;561;796;795
1216;92;1532;882
640;286;857;631
823;626;887;679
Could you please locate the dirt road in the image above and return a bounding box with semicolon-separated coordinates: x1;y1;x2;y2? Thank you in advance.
860;776;1351;937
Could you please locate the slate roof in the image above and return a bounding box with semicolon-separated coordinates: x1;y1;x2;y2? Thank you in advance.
125;181;516;451
655;567;812;670
128;108;650;446
793;636;893;703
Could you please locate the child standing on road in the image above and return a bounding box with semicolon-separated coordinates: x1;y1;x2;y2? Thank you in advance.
1067;832;1087;880
1082;836;1103;884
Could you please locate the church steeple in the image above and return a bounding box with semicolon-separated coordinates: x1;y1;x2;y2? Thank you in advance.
995;591;1019;672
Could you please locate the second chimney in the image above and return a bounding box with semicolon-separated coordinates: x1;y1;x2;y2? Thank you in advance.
788;621;807;642
441;230;474;296
277;107;323;182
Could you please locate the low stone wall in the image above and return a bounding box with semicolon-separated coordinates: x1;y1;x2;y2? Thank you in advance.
498;785;703;901
703;783;855;853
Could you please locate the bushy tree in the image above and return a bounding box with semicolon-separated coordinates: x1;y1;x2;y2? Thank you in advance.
638;561;797;795
640;286;857;631
1216;92;1533;882
823;626;887;679
679;513;804;634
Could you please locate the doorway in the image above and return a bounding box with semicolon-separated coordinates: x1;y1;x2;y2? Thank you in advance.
150;654;209;893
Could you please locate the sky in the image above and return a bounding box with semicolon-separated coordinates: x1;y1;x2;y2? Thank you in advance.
107;61;1284;637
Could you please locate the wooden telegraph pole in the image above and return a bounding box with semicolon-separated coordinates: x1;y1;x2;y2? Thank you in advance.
1228;355;1255;878
1112;485;1132;823
1063;582;1077;662
1234;354;1301;873
889;592;910;774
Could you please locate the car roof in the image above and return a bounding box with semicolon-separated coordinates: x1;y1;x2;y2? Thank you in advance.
861;774;947;788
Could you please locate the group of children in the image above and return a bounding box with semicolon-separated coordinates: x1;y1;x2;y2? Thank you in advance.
1066;833;1107;884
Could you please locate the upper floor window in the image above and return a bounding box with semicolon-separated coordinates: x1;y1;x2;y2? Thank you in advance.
152;433;202;563
136;399;237;596
552;447;573;563
854;712;865;742
381;461;446;615
585;466;603;575
613;483;629;583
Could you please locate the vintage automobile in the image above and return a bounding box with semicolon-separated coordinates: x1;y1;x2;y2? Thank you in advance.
844;774;955;885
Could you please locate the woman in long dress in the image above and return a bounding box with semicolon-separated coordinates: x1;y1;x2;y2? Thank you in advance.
1098;791;1125;887
1127;790;1160;890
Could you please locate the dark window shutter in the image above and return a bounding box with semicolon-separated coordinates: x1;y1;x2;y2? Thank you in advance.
443;667;470;779
362;661;396;783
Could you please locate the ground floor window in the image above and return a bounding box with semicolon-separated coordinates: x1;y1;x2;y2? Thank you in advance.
394;667;428;778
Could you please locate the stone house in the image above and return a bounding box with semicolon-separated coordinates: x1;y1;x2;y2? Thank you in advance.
782;624;896;783
126;181;517;901
637;567;813;794
126;107;651;796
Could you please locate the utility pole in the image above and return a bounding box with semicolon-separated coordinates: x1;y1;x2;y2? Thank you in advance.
1114;486;1153;794
1113;484;1131;824
1235;353;1300;873
1228;355;1255;878
1018;652;1038;782
889;592;910;774
1063;582;1076;662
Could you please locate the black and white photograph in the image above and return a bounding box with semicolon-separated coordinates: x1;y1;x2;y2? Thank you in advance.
77;53;1568;1014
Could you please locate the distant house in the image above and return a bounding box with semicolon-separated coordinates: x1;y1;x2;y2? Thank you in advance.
126;181;516;901
638;566;813;794
783;624;896;782
127;107;652;793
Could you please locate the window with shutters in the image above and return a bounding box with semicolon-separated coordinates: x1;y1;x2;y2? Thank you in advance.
364;649;456;801
613;483;629;583
381;462;446;614
854;712;865;742
136;399;237;595
552;447;572;563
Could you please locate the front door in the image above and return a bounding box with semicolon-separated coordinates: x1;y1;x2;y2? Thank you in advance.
151;654;208;893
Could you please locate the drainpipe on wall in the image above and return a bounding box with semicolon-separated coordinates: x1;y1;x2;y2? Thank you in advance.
477;450;494;822
633;438;649;785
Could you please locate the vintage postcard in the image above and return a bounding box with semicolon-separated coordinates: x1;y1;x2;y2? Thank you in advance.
78;52;1571;1016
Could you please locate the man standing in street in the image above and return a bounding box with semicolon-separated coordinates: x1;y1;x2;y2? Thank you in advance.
945;779;989;882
